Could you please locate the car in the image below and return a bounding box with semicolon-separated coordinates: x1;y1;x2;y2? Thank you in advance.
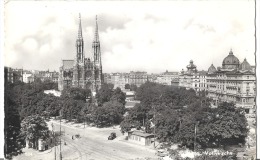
155;149;169;157
108;132;116;140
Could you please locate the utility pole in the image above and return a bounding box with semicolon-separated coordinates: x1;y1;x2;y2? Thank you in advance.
60;116;62;160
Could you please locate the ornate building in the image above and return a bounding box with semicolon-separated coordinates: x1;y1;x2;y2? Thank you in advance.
207;49;256;116
58;15;103;92
179;60;200;92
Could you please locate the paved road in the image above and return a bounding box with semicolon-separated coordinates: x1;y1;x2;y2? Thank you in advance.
50;121;157;160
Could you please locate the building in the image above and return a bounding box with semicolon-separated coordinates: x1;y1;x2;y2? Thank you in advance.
129;71;148;87
207;49;256;115
128;130;154;146
155;70;179;85
58;14;103;92
198;70;207;92
4;67;23;83
179;60;200;92
22;70;59;83
23;71;33;83
110;73;129;90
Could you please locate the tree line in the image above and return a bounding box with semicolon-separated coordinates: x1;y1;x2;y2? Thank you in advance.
5;80;248;158
4;80;126;157
120;82;248;151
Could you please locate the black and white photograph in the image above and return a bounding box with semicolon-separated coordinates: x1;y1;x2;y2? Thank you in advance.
1;0;259;159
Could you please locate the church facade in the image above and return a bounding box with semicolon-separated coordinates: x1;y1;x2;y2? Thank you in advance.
58;15;103;92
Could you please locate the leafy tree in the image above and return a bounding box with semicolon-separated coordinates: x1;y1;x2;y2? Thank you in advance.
61;99;85;121
92;101;125;127
130;84;138;91
61;87;91;102
125;84;130;90
20;115;50;149
174;102;248;149
4;82;22;157
111;87;126;105
96;83;113;106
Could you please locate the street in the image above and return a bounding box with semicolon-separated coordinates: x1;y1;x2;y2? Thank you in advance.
49;120;157;160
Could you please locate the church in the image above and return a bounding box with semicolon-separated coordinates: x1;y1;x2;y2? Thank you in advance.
58;14;103;93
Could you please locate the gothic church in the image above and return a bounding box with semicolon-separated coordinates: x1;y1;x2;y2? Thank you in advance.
58;14;103;92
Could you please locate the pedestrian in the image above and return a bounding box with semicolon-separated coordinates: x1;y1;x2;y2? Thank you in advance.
72;135;74;140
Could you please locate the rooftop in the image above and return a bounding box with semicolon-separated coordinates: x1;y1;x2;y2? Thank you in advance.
129;130;154;138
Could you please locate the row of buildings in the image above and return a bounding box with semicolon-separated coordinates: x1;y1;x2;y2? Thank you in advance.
179;49;256;116
104;70;179;90
4;67;59;84
104;50;256;116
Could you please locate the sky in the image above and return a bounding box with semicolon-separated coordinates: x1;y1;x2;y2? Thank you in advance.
4;0;256;74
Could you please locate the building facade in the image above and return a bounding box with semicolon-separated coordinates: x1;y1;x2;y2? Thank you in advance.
129;71;148;87
155;70;179;85
58;15;103;92
207;50;256;115
4;67;23;83
179;60;200;92
110;73;129;90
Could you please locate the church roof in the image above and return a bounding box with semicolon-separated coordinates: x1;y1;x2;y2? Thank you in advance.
62;60;74;69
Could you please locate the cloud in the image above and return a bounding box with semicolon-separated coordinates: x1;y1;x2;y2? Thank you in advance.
4;1;256;73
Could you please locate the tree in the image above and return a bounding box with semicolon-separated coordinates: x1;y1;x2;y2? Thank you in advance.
92;101;125;127
174;102;248;149
96;83;113;106
111;87;126;105
61;87;91;102
20;115;50;149
125;84;130;90
4;82;22;157
130;84;138;91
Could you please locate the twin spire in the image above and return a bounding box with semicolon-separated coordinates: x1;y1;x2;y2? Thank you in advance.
78;13;83;39
77;13;99;43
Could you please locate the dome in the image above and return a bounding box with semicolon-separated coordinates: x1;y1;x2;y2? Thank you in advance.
208;64;217;73
222;49;240;69
239;58;251;71
186;60;197;69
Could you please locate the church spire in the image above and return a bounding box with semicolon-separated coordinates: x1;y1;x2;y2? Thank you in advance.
94;15;99;42
75;13;84;65
92;15;101;63
78;13;83;39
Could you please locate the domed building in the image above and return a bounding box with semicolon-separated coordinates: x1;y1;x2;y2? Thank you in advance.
222;49;240;69
207;49;256;116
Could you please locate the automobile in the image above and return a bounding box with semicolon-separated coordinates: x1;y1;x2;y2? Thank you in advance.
155;149;169;157
108;132;117;140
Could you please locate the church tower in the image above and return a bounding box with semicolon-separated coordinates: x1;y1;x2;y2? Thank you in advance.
73;13;85;88
92;15;103;91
